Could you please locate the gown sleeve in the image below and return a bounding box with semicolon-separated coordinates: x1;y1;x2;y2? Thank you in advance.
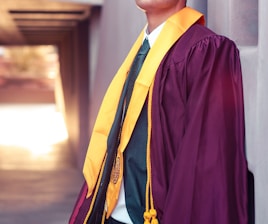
153;35;248;224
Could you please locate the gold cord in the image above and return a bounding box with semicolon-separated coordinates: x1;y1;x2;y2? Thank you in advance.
143;81;159;224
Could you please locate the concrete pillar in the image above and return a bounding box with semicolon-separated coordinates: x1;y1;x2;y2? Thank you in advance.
229;0;258;46
207;0;230;36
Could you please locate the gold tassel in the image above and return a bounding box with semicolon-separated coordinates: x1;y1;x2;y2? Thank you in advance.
144;211;152;224
143;82;160;224
150;209;158;224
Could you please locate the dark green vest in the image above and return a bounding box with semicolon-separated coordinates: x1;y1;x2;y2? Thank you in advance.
124;101;148;224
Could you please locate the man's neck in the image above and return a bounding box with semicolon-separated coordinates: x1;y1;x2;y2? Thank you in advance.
145;5;186;33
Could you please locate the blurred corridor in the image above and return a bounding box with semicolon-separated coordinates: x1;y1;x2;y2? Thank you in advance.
0;103;83;224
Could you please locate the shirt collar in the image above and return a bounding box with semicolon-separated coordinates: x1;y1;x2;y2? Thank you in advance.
144;22;165;48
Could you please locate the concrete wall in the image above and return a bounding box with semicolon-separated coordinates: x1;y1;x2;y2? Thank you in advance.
85;0;267;223
59;19;90;168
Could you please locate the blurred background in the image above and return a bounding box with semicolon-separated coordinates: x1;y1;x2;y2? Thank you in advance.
0;26;83;224
0;0;93;223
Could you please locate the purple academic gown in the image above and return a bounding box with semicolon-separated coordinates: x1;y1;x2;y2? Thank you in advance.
69;23;248;224
150;24;248;223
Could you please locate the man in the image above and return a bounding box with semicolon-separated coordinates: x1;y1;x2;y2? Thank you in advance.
70;0;248;223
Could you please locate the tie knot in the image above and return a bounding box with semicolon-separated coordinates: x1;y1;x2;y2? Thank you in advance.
138;38;150;55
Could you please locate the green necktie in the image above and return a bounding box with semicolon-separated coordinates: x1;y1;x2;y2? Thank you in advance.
124;38;150;113
86;38;150;224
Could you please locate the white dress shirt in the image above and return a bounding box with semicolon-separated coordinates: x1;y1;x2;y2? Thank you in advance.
110;22;165;224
